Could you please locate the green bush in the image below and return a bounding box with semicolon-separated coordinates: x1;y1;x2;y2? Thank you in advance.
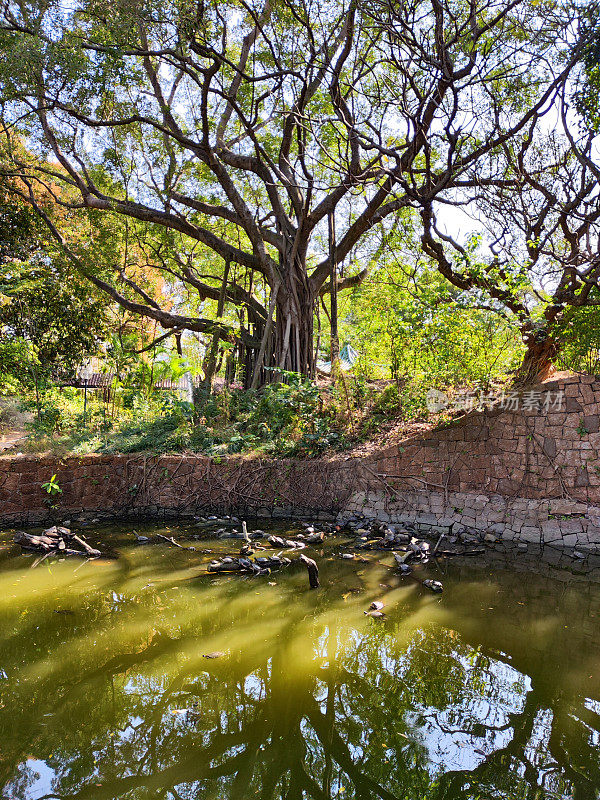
11;371;427;459
555;307;600;375
369;380;429;422
371;384;401;418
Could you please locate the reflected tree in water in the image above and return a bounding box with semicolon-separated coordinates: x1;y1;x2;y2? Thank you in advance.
0;554;599;799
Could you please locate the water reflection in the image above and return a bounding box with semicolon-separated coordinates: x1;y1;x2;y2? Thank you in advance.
0;527;599;799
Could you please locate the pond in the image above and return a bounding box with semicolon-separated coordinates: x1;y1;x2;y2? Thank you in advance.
0;520;599;800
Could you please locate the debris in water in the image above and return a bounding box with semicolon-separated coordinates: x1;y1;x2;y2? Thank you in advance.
393;552;413;575
300;553;320;589
267;536;306;550
422;579;443;594
14;527;102;559
207;554;290;575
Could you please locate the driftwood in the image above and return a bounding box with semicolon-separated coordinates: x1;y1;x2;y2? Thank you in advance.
267;535;306;550
70;534;102;558
304;531;325;545
14;527;102;559
207;554;290;575
156;533;195;550
300;553;320;589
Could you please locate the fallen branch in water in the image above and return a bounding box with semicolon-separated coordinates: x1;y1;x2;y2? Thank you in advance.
14;526;102;559
156;533;193;549
70;534;103;558
207;554;290;575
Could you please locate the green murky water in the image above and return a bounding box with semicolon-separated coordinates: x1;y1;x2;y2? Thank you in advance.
1;521;600;800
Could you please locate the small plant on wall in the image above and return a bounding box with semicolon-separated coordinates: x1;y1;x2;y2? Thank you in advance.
41;474;62;496
41;473;62;518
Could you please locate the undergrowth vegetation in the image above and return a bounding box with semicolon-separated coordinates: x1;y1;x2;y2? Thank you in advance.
7;286;598;459
11;372;454;458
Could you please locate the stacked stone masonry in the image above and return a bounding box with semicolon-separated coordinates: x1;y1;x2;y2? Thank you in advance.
352;373;600;549
1;373;600;549
0;454;356;526
339;490;600;549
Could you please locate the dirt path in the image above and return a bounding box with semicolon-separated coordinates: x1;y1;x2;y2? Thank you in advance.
0;400;32;454
0;430;27;452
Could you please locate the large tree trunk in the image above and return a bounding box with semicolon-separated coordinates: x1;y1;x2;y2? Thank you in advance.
273;279;314;378
201;260;230;393
249;253;315;387
515;334;558;385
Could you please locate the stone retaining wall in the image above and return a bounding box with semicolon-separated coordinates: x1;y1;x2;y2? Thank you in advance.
0;453;360;526
339;489;600;549
340;372;600;549
2;372;600;549
365;372;600;501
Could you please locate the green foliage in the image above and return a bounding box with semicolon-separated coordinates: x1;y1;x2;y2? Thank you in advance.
41;474;62;495
370;384;402;418
196;376;346;457
0;185;110;396
94;393;197;454
0;260;109;388
555;306;600;375
0;0;582;394
16;377;347;458
575;5;600;132
577;419;589;438
0;338;39;395
341;250;524;391
369;381;430;422
0;193;39;264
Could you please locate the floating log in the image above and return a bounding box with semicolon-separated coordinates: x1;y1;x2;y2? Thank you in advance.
207;554;290;575
14;527;102;559
300;553;320;589
70;534;101;558
14;532;56;552
267;535;306;550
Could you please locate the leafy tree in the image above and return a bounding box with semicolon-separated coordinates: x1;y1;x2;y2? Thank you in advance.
0;173;110;397
0;0;586;386
342;226;524;390
418;130;600;382
0;261;109;387
575;2;600;132
554;302;600;374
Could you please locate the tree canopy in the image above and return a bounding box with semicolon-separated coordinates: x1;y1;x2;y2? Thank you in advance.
0;0;594;385
0;166;109;395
